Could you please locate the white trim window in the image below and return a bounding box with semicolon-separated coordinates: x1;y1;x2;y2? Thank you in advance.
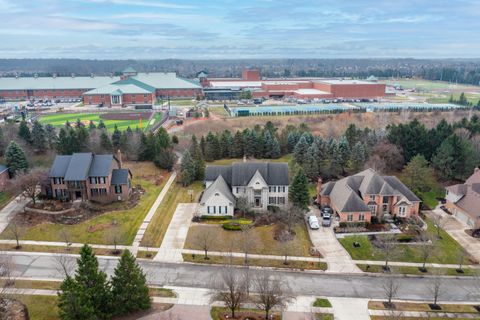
368;205;376;214
347;214;353;222
359;213;365;221
398;206;407;217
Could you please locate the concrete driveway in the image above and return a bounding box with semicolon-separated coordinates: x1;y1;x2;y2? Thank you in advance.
429;208;480;262
0;195;28;234
306;207;361;273
139;304;211;320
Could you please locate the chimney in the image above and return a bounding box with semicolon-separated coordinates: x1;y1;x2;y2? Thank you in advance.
117;149;122;169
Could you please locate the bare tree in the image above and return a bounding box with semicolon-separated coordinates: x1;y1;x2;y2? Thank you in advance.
195;231;216;260
428;274;443;307
278;232;299;266
8;169;47;205
279;204;304;235
456;250;468;273
6;222;25;249
0;255;15;317
240;224;256;266
106;223;125;255
382;277;400;309
53;254;76;278
431;214;447;239
252;271;293;319
210;266;248;318
378;234;397;272
60;228;71;251
236;196;251;218
419;232;437;272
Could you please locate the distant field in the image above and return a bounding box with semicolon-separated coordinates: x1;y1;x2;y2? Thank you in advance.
380;78;480;91
38;112;156;132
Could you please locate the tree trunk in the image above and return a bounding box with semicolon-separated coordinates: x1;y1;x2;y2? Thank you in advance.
231;307;235;318
204;248;208;259
265;309;269;320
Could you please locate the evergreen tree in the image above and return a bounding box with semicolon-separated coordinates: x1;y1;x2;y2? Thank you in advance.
56;128;70;155
459;92;468;106
111;125;122;149
18;120;32;143
190;135;205;180
349;142;366;173
204;132;220;161
156;127;171;150
231;131;244;158
287;131;301;153
31;121;47;153
76;126;90;151
73;245;112;319
154;149;176;171
219;130;232;158
432;134;478;180
402;155;436;195
110;250;150;316
200;135;206;156
58;276;95;320
336;136;351;174
345;124;362;147
137;133;151;161
293;135;310;165
89;121;96;130
289;168;310;210
180;150;196;186
97;120;106;129
126;126;133;136
5;141;28;177
171;135;179;144
45;124;58;149
100;131;113;152
0;126;6;156
243;129;257;158
304;143;320;181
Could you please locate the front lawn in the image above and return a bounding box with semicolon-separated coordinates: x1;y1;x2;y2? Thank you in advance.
339;218;471;264
184;223;313;257
0;162;170;245
368;301;480;313
313;298;332;308
140;180;203;248
358;264;478;276
15;295;59;320
211;307;281;320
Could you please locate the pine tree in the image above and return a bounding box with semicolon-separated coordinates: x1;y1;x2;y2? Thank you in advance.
293;135;310;165
75;126;89;151
231;131;244;158
287;131;300;153
349;142;366;173
402;155;436;194
31;120;47;153
304;143;320;181
154;149;176;171
204;132;220;161
289;168;310;210
0;126;6;156
180;150;196;186
74;245;112;319
243;129;257;158
100;131;113;152
5;141;28;177
111;125;122;149
97;120;106;129
18;120;32;143
56;128;70;155
263;130;280;159
45;124;57;149
336;136;351;174
432;134;478;180
58;276;95;320
126;126;133;136
190;135;205;180
156;127;171;150
138;133;151;161
110;250;151;316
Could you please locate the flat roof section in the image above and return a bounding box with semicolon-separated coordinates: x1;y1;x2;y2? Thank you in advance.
0;76;121;90
316;79;377;85
293;89;331;95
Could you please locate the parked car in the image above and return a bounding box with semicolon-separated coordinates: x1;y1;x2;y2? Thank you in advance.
308;216;320;230
321;206;332;217
322;214;332;227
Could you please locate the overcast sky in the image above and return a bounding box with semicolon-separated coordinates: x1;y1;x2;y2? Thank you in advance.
0;0;479;59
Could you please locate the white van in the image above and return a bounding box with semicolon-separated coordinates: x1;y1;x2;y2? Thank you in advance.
308;216;320;230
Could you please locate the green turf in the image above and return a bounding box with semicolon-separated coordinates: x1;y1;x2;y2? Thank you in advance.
38;113;146;132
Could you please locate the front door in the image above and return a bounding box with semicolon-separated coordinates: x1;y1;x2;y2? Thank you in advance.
255;198;261;207
75;191;82;199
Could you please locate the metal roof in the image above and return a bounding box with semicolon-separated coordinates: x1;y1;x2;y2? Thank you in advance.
133;73;201;89
83;83;153;95
49;155;72;178
0;76;120;90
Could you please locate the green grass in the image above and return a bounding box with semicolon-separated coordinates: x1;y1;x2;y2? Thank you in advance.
315;314;334;320
380;79;480;91
339;218;471;264
369;301;480;313
358;264;478;276
0;163;170;245
167;99;197;106
145;112;164;130
313;298;332;308
211;307;281;320
140;180;203;248
38;113;147;132
15;295;59;320
0;191;14;210
427;92;480;105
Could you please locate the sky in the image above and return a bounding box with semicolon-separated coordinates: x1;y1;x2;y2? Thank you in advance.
0;0;479;59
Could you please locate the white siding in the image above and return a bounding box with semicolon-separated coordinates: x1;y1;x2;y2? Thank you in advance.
198;191;234;216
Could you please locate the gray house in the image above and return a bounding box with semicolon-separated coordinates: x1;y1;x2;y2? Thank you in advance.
198;162;289;216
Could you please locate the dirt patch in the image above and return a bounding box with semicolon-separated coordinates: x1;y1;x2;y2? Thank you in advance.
100;112;152;121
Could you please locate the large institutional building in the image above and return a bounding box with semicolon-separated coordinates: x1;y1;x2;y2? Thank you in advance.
0;67;202;107
201;69;386;100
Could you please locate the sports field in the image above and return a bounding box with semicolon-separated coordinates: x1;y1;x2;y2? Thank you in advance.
380;78;480;91
38;112;156;132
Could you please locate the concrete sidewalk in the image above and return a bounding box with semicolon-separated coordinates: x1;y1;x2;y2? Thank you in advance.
131;172;177;256
369;308;480;318
154;203;198;262
329;297;370;320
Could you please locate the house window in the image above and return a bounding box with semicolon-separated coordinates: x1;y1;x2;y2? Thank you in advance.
99;188;107;195
269;197;276;204
269;186;272;192
368;205;376;214
89;177;95;184
383;196;389;204
282;186;286;192
91;188;99;196
359;213;365;221
398;206;407;217
115;185;122;194
277;197;286;205
347;214;353;222
236;187;240;193
224;206;227;213
371;195;376;202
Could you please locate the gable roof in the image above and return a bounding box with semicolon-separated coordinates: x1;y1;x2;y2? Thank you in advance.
89;155;114;177
321;168;420;213
64;153;93;181
50;153;118;181
205;162;289;186
201;175;235;204
447;169;480;221
111;169;130;185
49;155;72;177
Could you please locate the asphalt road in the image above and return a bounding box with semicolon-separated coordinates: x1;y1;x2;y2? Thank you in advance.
8;252;480;302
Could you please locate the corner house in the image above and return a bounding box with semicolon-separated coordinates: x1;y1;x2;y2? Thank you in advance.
0;68;202;107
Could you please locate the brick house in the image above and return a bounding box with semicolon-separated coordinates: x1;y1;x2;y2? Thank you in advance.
0;165;9;192
445;168;480;229
316;168;421;223
45;153;132;202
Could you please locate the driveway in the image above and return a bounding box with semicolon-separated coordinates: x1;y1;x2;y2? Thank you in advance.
139;304;211;320
0;195;28;234
154;203;198;263
306;206;361;273
429;208;480;262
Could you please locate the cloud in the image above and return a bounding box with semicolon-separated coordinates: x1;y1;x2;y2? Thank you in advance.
84;0;194;9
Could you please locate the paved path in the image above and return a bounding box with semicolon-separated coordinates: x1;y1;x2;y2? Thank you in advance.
154;203;198;262
0;195;28;234
369;308;480;318
131;172;177;256
429;207;480;262
139;305;211;320
306;206;361;273
329;297;370;320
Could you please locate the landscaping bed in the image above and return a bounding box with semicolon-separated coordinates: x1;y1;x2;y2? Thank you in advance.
368;301;480;313
358;264;478;276
211;307;281;320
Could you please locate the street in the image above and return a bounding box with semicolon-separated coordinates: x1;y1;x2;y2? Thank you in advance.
7;252;480;302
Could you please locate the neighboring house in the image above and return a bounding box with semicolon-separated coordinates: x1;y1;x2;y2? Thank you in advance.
45;153;132;202
198;162;289;216
0;165;9;192
445;168;480;229
316;168;421;223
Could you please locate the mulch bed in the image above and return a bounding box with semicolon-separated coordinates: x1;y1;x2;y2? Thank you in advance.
216;310;281;320
100;112;152;121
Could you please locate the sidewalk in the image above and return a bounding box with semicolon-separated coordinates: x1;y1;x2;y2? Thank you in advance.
131;172;177;256
329;297;370;320
154;203;198;262
369;308;480;318
0;195;28;234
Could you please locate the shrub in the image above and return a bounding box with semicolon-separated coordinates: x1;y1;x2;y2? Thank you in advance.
339;222;348;228
200;215;232;220
397;234;413;243
267;205;280;213
370;216;379;224
222;221;242;231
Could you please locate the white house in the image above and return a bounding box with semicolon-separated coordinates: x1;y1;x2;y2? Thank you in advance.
198;162;289;217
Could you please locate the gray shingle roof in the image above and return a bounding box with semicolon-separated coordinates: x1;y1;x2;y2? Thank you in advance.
205;162;289;187
200;175;235;205
89;155;113;177
111;169;130;185
49;155;72;177
64;153;93;181
383;176;420;202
